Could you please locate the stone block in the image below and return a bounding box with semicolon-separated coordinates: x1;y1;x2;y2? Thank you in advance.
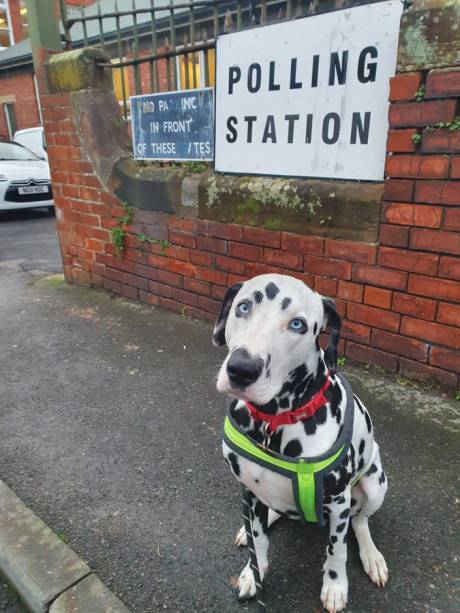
50;574;130;613
46;47;113;93
112;158;183;214
397;0;460;72
181;175;200;208
0;481;90;613
198;174;382;242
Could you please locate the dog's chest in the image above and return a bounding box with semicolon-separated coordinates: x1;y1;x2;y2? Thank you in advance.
222;438;298;514
221;382;378;519
222;409;343;516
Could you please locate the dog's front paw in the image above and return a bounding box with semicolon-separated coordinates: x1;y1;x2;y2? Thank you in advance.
359;546;388;587
320;575;348;613
235;525;247;547
237;559;268;599
238;561;257;599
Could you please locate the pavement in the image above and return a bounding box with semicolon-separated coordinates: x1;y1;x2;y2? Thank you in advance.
0;210;459;613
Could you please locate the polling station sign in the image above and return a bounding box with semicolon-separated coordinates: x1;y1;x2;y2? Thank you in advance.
131;88;214;161
215;0;402;181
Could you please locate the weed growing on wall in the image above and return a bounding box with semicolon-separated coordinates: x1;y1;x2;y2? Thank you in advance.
111;203;135;255
111;226;126;255
116;203;135;226
414;84;425;102
428;117;460;131
183;162;209;175
137;233;170;255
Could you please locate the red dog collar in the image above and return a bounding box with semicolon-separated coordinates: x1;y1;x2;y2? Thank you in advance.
245;373;331;434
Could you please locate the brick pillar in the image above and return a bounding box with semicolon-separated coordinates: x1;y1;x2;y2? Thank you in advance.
37;47;131;286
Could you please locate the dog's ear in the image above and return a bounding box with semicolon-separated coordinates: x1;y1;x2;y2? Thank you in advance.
321;297;342;373
212;283;244;347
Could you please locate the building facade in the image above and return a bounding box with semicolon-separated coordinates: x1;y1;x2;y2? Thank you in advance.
0;1;347;140
0;0;36;139
0;0;97;140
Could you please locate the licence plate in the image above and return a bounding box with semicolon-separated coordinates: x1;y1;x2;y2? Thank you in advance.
18;185;49;195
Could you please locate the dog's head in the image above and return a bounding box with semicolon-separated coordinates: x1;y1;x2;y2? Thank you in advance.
213;274;341;405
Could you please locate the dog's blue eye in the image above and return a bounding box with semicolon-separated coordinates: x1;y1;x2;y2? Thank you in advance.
236;300;251;316
289;318;307;332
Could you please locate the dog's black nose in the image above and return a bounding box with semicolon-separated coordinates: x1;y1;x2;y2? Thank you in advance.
227;348;263;388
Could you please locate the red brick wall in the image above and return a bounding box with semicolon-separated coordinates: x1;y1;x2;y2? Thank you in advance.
381;67;460;386
41;67;460;390
0;73;41;139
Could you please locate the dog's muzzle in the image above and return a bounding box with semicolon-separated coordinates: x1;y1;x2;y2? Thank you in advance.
227;347;264;389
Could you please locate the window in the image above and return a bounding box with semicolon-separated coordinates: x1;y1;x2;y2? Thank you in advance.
178;52;201;90
19;0;29;39
207;48;215;87
177;48;215;90
0;1;13;49
0;140;40;161
111;58;131;106
4;102;16;139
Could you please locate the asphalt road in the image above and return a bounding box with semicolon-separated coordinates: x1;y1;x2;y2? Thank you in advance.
0;208;62;274
0;211;459;612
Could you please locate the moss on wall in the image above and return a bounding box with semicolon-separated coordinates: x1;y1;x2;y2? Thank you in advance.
398;0;460;72
198;174;382;242
46;47;112;93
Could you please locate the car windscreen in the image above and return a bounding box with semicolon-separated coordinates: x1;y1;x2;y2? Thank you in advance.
0;142;41;161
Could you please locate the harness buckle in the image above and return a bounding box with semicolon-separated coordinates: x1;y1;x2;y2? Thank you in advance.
262;422;273;448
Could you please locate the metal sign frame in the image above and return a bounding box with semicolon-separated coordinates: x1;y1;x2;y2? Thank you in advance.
131;87;214;162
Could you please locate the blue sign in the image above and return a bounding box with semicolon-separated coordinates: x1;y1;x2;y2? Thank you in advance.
131;88;214;161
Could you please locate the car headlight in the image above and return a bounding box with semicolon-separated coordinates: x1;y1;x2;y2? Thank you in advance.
0;174;8;181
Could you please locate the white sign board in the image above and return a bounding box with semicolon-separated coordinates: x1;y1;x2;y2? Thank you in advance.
215;1;403;181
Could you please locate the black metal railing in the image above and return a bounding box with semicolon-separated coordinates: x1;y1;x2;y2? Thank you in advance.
59;0;379;118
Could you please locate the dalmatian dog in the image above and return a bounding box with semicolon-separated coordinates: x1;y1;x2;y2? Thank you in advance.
213;274;388;612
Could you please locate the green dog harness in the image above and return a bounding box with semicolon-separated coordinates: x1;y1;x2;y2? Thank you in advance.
223;374;358;526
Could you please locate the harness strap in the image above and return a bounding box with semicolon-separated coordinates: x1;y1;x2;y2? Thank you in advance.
350;440;378;487
224;416;345;523
296;452;345;522
223;373;357;525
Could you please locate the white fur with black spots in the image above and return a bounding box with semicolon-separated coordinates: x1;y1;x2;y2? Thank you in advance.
214;274;388;612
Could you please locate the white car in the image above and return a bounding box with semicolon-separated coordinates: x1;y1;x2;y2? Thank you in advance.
14;126;48;161
0;141;54;212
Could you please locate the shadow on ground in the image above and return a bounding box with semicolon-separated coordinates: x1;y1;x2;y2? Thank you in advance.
0;579;25;613
0;273;458;613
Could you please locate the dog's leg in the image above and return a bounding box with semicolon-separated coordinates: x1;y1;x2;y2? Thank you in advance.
351;453;388;587
237;494;269;599
321;489;351;613
352;514;388;588
235;508;281;546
